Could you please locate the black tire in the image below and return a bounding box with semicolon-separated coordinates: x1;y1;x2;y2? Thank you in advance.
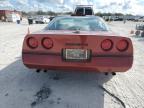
135;30;140;36
141;31;144;37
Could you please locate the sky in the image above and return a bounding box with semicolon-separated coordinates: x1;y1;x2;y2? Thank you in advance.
0;0;144;15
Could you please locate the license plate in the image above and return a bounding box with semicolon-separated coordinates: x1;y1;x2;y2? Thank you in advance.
63;49;90;61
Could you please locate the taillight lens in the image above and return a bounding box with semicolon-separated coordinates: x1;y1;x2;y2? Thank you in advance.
101;39;113;51
27;37;38;49
116;40;129;52
42;38;53;49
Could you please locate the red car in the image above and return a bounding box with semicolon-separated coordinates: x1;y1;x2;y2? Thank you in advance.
22;16;133;74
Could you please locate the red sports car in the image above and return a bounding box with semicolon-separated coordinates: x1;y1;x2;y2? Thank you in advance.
22;16;133;74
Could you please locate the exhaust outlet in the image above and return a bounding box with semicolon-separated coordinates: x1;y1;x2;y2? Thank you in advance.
112;72;116;75
43;70;47;73
36;69;41;73
104;72;108;75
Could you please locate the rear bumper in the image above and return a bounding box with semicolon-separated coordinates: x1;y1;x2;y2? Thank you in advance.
22;53;133;72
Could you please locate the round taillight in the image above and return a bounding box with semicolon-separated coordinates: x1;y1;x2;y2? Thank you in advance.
42;38;53;49
101;39;113;51
116;40;129;52
27;37;38;49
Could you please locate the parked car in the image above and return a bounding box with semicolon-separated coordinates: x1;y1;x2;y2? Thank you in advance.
22;16;133;74
138;17;144;22
6;13;20;22
135;24;144;37
133;16;141;22
49;16;55;21
35;16;50;24
28;16;34;25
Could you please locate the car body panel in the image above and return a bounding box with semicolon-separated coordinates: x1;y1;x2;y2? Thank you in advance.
22;30;133;72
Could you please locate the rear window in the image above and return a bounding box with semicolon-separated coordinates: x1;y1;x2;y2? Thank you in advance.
85;8;93;15
45;17;109;31
75;8;84;15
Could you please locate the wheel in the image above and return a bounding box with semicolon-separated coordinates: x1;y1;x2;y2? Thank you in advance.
135;30;140;36
141;31;144;37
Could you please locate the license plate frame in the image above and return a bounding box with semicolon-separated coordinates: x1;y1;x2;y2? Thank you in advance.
62;49;91;62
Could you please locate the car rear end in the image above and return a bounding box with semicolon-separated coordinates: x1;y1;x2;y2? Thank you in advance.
22;31;133;73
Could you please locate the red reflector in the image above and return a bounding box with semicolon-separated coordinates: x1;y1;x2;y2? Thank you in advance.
42;38;53;49
27;37;38;49
101;39;113;51
116;40;129;51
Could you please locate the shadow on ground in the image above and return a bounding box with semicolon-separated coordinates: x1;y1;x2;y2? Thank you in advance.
0;59;113;108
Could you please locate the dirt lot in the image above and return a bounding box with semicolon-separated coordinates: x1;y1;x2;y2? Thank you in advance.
0;20;144;108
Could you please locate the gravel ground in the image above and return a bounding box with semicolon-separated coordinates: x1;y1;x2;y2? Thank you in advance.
0;20;144;108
